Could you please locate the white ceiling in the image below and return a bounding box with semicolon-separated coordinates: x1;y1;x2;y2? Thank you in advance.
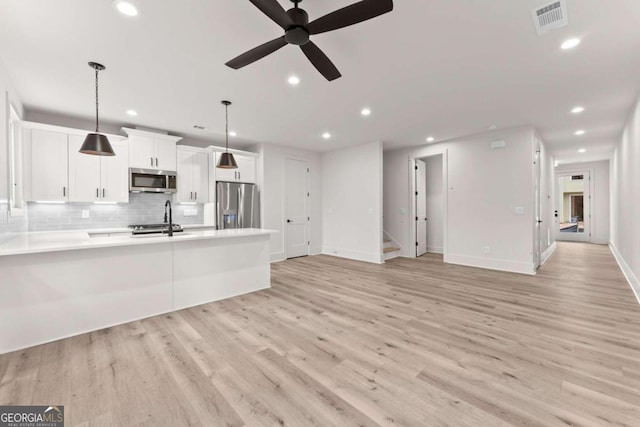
1;0;639;162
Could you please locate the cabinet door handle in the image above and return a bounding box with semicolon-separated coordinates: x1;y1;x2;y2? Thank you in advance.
96;188;99;198
190;192;193;200
151;157;154;167
103;189;106;198
63;186;66;197
238;172;241;180
155;157;158;167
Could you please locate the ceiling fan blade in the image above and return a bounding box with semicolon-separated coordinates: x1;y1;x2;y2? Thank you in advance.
300;42;341;81
226;36;288;69
249;0;293;29
307;0;393;35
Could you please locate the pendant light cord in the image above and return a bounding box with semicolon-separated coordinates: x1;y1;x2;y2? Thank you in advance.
225;103;229;152
95;68;100;133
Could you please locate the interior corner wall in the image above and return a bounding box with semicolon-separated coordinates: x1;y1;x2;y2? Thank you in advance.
611;94;640;297
0;59;27;242
424;155;443;253
555;160;610;245
322;141;383;264
384;126;536;274
258;143;322;262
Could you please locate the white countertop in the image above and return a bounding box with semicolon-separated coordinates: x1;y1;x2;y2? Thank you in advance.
0;227;277;257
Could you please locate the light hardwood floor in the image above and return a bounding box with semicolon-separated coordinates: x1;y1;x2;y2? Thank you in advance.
1;242;640;426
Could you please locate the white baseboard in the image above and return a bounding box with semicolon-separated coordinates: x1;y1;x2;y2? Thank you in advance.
322;247;384;264
270;252;286;263
427;246;443;254
540;241;557;266
609;243;640;305
446;253;536;275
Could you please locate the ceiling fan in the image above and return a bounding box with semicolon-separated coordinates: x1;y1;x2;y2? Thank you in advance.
225;0;394;81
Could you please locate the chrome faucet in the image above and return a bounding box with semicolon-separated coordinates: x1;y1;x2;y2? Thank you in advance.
164;200;173;237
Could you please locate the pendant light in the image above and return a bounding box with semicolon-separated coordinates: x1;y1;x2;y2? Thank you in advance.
79;62;115;156
216;100;238;169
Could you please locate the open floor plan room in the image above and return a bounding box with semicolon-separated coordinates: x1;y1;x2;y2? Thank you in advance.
1;243;639;426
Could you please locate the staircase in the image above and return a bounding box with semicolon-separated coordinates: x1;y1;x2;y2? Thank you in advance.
383;237;401;261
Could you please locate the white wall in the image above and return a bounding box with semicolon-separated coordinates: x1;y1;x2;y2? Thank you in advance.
611;95;640;298
322;141;383;264
0;60;26;242
422;155;443;253
384;126;538;274
555;160;610;245
257;143;322;262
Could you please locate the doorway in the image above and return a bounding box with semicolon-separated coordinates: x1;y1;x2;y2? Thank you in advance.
285;158;310;258
555;171;590;242
414;154;445;257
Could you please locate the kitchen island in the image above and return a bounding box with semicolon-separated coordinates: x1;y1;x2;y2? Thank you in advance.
0;228;276;354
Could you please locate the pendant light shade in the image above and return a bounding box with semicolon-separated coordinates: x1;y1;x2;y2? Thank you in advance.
216;100;238;169
79;62;115;156
217;152;238;169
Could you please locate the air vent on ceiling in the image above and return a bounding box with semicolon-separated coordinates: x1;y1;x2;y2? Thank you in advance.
531;0;568;35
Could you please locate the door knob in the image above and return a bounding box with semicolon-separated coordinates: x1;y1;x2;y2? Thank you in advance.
287;219;292;223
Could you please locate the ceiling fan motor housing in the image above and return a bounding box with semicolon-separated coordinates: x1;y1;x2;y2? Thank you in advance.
285;7;309;45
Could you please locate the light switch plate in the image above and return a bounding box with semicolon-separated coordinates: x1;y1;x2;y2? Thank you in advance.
514;206;525;215
81;210;90;219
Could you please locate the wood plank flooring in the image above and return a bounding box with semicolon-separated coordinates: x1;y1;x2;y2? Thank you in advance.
1;242;640;426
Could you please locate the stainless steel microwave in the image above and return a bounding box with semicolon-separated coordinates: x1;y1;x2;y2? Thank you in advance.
129;168;177;193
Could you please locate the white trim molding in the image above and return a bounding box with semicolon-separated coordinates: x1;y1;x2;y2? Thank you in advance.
540;241;557;266
609;243;640;305
322;247;384;264
447;253;536;275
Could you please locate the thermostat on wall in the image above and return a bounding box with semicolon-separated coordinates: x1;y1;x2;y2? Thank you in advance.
490;140;507;150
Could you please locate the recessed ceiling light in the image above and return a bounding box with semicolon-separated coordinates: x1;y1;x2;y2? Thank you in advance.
288;75;300;85
571;106;585;114
322;132;331;140
229;131;237;137
426;136;435;142
126;109;138;116
114;0;138;16
574;129;585;136
361;108;371;116
578;148;586;153
561;38;581;50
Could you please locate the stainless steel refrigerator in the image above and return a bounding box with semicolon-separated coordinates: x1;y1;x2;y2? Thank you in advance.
216;182;260;229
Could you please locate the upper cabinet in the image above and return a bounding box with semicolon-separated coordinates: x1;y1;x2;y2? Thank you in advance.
175;146;209;203
213;152;256;184
123;128;182;171
22;122;129;203
28;129;69;202
68;135;129;203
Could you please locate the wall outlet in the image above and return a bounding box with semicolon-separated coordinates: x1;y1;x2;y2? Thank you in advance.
483;246;491;254
81;210;90;219
184;208;198;217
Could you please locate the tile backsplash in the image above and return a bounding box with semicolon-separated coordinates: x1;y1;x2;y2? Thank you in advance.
0;205;28;244
27;193;204;231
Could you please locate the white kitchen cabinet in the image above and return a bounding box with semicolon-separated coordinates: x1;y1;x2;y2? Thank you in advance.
68;135;129;203
176;147;209;203
214;152;256;184
30;129;69;202
123;128;182;171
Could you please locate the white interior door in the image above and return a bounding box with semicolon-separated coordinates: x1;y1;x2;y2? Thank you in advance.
285;158;309;259
416;159;427;256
